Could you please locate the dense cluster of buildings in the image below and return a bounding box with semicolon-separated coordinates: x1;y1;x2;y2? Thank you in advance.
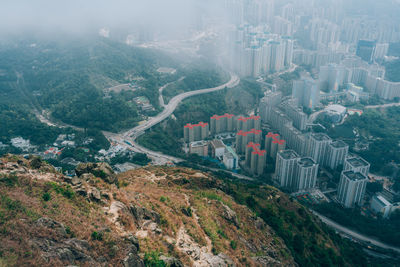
257;86;377;209
228;24;294;77
183;113;284;175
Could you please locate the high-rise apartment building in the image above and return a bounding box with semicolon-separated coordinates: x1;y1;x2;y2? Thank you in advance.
292;78;320;109
184;122;210;143
245;142;266;176
236;115;261;131
265;133;286;159
307;133;332;166
283;102;308;131
337;170;368;208
210;113;235;134
344;156;370;176
275;150;299;188
326;140;349;170
294;157;319;192
318;64;349;92
356;40;376;62
235;129;262;154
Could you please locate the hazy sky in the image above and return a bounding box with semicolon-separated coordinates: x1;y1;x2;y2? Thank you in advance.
0;0;217;37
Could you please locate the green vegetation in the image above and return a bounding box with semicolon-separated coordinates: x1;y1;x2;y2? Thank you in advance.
163;60;229;102
314;202;400;247
327;107;400;173
42;192;51;202
91;231;104;241
386;42;400;82
0;174;19;187
46;182;75;199
143;251;166;267
385;60;400;82
230;240;237;250
219;180;375;266
0;104;61;146
0;38;178;149
138;79;263;157
109;152;151;166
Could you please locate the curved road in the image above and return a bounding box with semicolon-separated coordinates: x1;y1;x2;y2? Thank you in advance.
312;210;400;254
365;102;400;109
105;73;240;164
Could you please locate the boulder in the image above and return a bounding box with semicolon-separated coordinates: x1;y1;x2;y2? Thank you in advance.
254;217;266;230
130;205;160;224
125;234;140;251
221;204;239;228
89;187;101;202
123;252;145;267
75;162;117;184
36;217;67;237
159;255;184;267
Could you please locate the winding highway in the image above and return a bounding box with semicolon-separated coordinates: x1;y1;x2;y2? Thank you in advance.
104;73;240;165
312;210;400;254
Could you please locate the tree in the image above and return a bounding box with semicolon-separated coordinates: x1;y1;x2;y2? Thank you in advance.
366;182;383;194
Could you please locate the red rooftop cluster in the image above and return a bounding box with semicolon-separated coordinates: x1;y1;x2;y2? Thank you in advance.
184;122;209;129
247;142;266;156
237;129;262;136
266;132;286;145
211;113;235;120
237;115;261;122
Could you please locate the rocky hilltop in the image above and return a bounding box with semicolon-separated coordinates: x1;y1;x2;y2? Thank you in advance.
0;155;373;266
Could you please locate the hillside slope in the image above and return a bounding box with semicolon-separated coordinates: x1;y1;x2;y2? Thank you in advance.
0;155;391;266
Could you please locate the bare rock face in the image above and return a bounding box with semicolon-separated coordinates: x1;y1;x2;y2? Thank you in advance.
221;204;239;228
75;162;117;184
33;218;96;265
89;187;101;202
123;252;145;267
254;217;266;230
36;217;67;237
130;205;161;225
159;255;184;267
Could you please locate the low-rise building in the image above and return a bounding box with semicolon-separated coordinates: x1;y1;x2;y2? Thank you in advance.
189;141;209;157
223;146;239;170
210;139;226;158
370;194;393;218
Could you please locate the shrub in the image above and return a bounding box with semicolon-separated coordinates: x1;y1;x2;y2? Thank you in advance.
42;192;51;202
144;251;166;267
230;240;238;250
91;231;103;241
0;174;18;187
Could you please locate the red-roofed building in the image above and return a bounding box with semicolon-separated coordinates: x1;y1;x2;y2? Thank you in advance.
235;129;262;154
265;132;286;159
184;122;210;143
210;113;235;134
237;115;261;132
244;142;266;176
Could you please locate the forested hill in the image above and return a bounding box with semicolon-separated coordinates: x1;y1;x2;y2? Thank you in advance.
0;38;177;131
0;38;180;148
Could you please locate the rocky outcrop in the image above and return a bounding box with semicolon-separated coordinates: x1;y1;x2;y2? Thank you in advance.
33;218;96;265
75;162;117;184
159;255;184;267
36;217;67;236
130;205;161;225
221;203;239;228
